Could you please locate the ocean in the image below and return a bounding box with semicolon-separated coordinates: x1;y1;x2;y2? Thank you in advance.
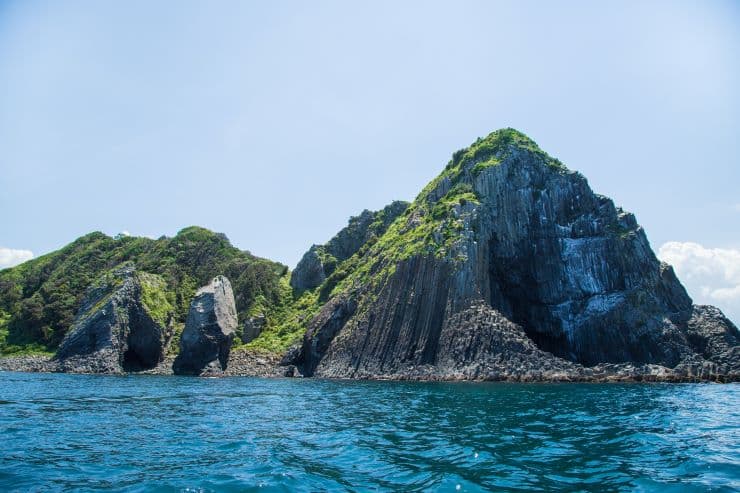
0;372;737;492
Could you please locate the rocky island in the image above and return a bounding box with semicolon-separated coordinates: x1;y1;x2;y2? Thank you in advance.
1;129;737;381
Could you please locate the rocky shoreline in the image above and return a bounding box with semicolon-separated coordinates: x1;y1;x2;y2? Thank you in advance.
1;352;736;383
0;349;288;378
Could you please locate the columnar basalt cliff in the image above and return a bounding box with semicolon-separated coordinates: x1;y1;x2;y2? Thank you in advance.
284;129;739;381
1;129;738;381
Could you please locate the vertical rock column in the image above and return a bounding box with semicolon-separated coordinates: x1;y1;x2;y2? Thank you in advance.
173;276;237;376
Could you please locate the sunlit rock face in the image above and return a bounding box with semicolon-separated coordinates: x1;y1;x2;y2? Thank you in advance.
173;276;237;376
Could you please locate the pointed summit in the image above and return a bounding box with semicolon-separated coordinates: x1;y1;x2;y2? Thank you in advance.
285;130;739;381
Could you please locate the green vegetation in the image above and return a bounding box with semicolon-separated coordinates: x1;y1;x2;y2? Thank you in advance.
471;157;501;176
244;278;322;353
301;201;410;284
0;307;53;356
315;249;339;277
166;322;185;356
450;127;564;172
421;128;564;204
314;185;476;300
0;227;288;354
138;272;175;327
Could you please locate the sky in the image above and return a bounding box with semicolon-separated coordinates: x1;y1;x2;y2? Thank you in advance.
0;0;739;322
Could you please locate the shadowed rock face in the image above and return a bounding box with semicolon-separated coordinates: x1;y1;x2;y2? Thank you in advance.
56;264;170;373
286;129;740;381
242;314;266;344
173;276;237;376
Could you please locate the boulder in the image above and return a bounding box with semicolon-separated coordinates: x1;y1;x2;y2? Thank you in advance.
173;276;237;376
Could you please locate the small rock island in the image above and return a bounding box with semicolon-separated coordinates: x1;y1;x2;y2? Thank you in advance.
1;129;737;381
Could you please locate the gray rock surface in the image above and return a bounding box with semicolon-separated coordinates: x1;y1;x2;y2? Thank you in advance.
290;200;409;291
285;295;357;376
285;129;740;381
55;264;171;374
242;314;266;343
173;276;237;376
290;246;327;292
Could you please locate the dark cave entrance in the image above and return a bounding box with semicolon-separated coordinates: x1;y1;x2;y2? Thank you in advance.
121;347;160;372
121;311;165;372
523;328;572;361
504;283;576;361
488;237;578;364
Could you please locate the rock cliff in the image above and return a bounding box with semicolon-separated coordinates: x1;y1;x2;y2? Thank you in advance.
290;200;409;291
285;129;739;381
56;264;173;373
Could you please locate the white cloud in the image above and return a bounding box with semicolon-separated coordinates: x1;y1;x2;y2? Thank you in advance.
658;241;740;324
0;247;34;269
734;203;740;213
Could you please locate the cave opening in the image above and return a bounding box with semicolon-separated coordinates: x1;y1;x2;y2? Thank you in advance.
121;348;156;372
122;335;161;372
488;237;578;363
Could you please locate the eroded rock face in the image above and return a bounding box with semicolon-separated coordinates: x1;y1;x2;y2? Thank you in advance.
242;314;266;344
286;129;739;381
291;247;327;292
290;200;409;291
287;296;357;376
56;264;171;373
678;305;740;375
173;276;237;376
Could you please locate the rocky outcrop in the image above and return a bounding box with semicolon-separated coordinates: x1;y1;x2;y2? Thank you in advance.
290;247;327;292
242;314;266;344
285;129;740;381
677;305;739;374
286;295;357;376
173;276;237;376
55;264;172;373
290;200;409;291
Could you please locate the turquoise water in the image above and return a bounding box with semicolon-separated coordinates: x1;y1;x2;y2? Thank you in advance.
0;373;738;492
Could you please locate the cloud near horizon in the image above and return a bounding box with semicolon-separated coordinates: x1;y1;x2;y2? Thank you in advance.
658;241;740;324
0;247;34;269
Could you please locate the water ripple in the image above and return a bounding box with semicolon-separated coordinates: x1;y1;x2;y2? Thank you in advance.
0;372;737;492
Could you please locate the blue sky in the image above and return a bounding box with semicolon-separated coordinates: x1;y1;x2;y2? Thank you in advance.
1;1;739;321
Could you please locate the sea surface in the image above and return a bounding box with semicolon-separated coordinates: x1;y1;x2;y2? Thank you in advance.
0;372;737;492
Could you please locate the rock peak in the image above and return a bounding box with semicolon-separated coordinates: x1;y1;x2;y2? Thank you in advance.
284;129;739;382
